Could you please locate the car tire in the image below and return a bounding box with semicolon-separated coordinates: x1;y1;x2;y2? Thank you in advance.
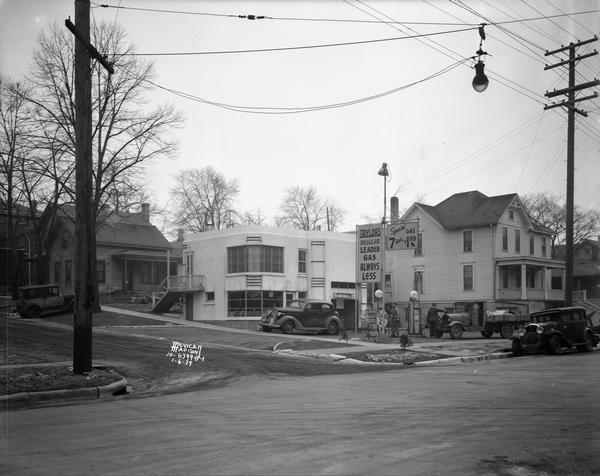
26;306;41;319
327;321;339;335
449;324;463;339
547;335;562;355
262;327;272;333
511;340;523;357
480;329;493;338
281;320;294;335
500;323;514;339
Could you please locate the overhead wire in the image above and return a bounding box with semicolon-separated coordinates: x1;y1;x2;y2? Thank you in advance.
92;2;600;28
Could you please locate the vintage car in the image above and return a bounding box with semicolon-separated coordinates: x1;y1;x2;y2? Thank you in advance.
260;299;343;335
16;284;75;318
511;306;600;356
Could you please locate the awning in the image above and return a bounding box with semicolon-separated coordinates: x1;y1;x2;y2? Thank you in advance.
112;249;182;262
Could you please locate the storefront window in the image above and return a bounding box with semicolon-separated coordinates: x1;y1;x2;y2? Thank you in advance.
227;290;283;317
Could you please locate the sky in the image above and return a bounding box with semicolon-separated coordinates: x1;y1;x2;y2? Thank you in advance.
1;0;599;233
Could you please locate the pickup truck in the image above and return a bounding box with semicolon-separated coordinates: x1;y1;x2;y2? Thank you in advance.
16;284;74;318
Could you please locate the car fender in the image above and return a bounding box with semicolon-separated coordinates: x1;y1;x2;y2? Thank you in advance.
279;315;303;330
448;320;465;331
324;315;343;329
543;330;566;346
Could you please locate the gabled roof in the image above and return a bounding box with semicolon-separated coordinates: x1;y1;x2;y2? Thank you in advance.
410;191;552;233
413;191;516;230
56;204;171;250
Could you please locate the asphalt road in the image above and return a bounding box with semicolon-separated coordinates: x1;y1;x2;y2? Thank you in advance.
3;349;599;475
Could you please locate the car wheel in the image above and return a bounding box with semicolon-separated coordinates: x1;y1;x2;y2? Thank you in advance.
500;324;514;339
26;306;41;318
511;340;523;357
547;335;562;355
327;321;339;335
583;333;594;352
281;320;294;335
449;324;463;339
480;329;493;338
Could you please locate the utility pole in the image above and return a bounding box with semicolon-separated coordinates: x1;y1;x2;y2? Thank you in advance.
67;0;113;374
544;36;598;307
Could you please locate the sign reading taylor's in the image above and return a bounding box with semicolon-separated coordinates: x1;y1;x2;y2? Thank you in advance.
356;223;382;283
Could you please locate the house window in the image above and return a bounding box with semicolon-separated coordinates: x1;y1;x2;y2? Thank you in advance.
298;291;307;300
185;251;194;276
413;270;424;294
515;229;521;253
529;235;534;255
62;233;70;249
463;265;474;291
385;273;391;288
463;230;472;252
502;268;508;288
298;249;307;273
65;260;72;287
509;210;514;220
527;268;535;288
227;245;284;273
415;232;423;256
541;237;547;257
206;292;215;302
502;227;508;251
551;275;562;289
54;261;61;284
97;260;106;283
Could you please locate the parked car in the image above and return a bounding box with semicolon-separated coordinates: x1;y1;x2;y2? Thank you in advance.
16;284;75;318
260;299;343;335
511;306;600;356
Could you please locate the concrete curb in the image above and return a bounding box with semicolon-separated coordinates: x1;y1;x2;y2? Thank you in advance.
275;349;514;366
0;372;128;408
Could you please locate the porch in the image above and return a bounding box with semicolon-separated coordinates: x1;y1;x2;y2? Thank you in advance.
495;257;565;303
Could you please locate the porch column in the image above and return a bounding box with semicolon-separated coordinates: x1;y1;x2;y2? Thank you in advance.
520;264;527;300
544;266;548;300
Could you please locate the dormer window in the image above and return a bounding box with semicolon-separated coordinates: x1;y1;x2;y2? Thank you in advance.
509;210;514;220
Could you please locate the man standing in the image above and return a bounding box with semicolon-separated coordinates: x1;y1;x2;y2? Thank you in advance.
427;303;440;338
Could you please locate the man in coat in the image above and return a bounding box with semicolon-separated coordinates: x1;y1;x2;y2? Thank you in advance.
427;303;441;338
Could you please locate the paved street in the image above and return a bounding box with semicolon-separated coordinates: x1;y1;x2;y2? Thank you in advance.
3;345;599;475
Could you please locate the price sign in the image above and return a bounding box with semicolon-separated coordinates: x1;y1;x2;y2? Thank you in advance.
386;220;419;250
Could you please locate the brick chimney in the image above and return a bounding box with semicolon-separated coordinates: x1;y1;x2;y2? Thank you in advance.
141;203;150;223
177;228;184;241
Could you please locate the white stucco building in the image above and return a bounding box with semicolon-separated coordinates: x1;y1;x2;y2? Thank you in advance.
181;225;358;322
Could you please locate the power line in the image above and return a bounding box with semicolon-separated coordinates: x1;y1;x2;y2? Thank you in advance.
138;56;470;114
123;26;478;56
93;2;600;28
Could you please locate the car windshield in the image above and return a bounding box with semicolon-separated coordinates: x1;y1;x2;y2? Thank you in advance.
531;314;557;323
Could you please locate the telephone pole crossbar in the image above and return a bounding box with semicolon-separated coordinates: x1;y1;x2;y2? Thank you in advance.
544;36;598;307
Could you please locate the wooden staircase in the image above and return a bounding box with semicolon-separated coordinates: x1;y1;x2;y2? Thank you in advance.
151;275;204;314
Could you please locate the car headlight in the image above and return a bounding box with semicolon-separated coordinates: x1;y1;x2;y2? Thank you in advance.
536;326;544;335
518;329;525;337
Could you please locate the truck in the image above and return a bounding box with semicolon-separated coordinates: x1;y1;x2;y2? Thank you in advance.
433;301;528;339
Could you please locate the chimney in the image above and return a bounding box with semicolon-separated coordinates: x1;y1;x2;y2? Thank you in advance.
141;203;150;223
177;228;184;242
391;196;399;222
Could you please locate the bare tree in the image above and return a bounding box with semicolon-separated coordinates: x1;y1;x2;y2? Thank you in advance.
522;192;600;247
238;208;268;226
276;185;344;231
170;167;240;232
26;21;182;223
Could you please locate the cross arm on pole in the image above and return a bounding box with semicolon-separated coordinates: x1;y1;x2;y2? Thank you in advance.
65;17;114;74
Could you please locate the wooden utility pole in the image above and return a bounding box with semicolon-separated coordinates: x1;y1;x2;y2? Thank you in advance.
544;37;598;307
67;0;113;374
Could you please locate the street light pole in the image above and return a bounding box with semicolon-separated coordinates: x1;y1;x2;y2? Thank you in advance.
378;162;389;317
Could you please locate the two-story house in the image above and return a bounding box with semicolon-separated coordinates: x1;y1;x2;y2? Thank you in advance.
389;191;564;319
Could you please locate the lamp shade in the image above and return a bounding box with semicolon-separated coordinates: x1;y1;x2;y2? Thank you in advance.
378;162;389;176
472;60;489;92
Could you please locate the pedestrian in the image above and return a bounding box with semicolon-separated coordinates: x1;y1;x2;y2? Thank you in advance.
387;303;399;337
427;303;440;338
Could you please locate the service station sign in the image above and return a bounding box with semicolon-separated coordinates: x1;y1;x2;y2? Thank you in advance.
356;223;382;283
386;220;419;250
